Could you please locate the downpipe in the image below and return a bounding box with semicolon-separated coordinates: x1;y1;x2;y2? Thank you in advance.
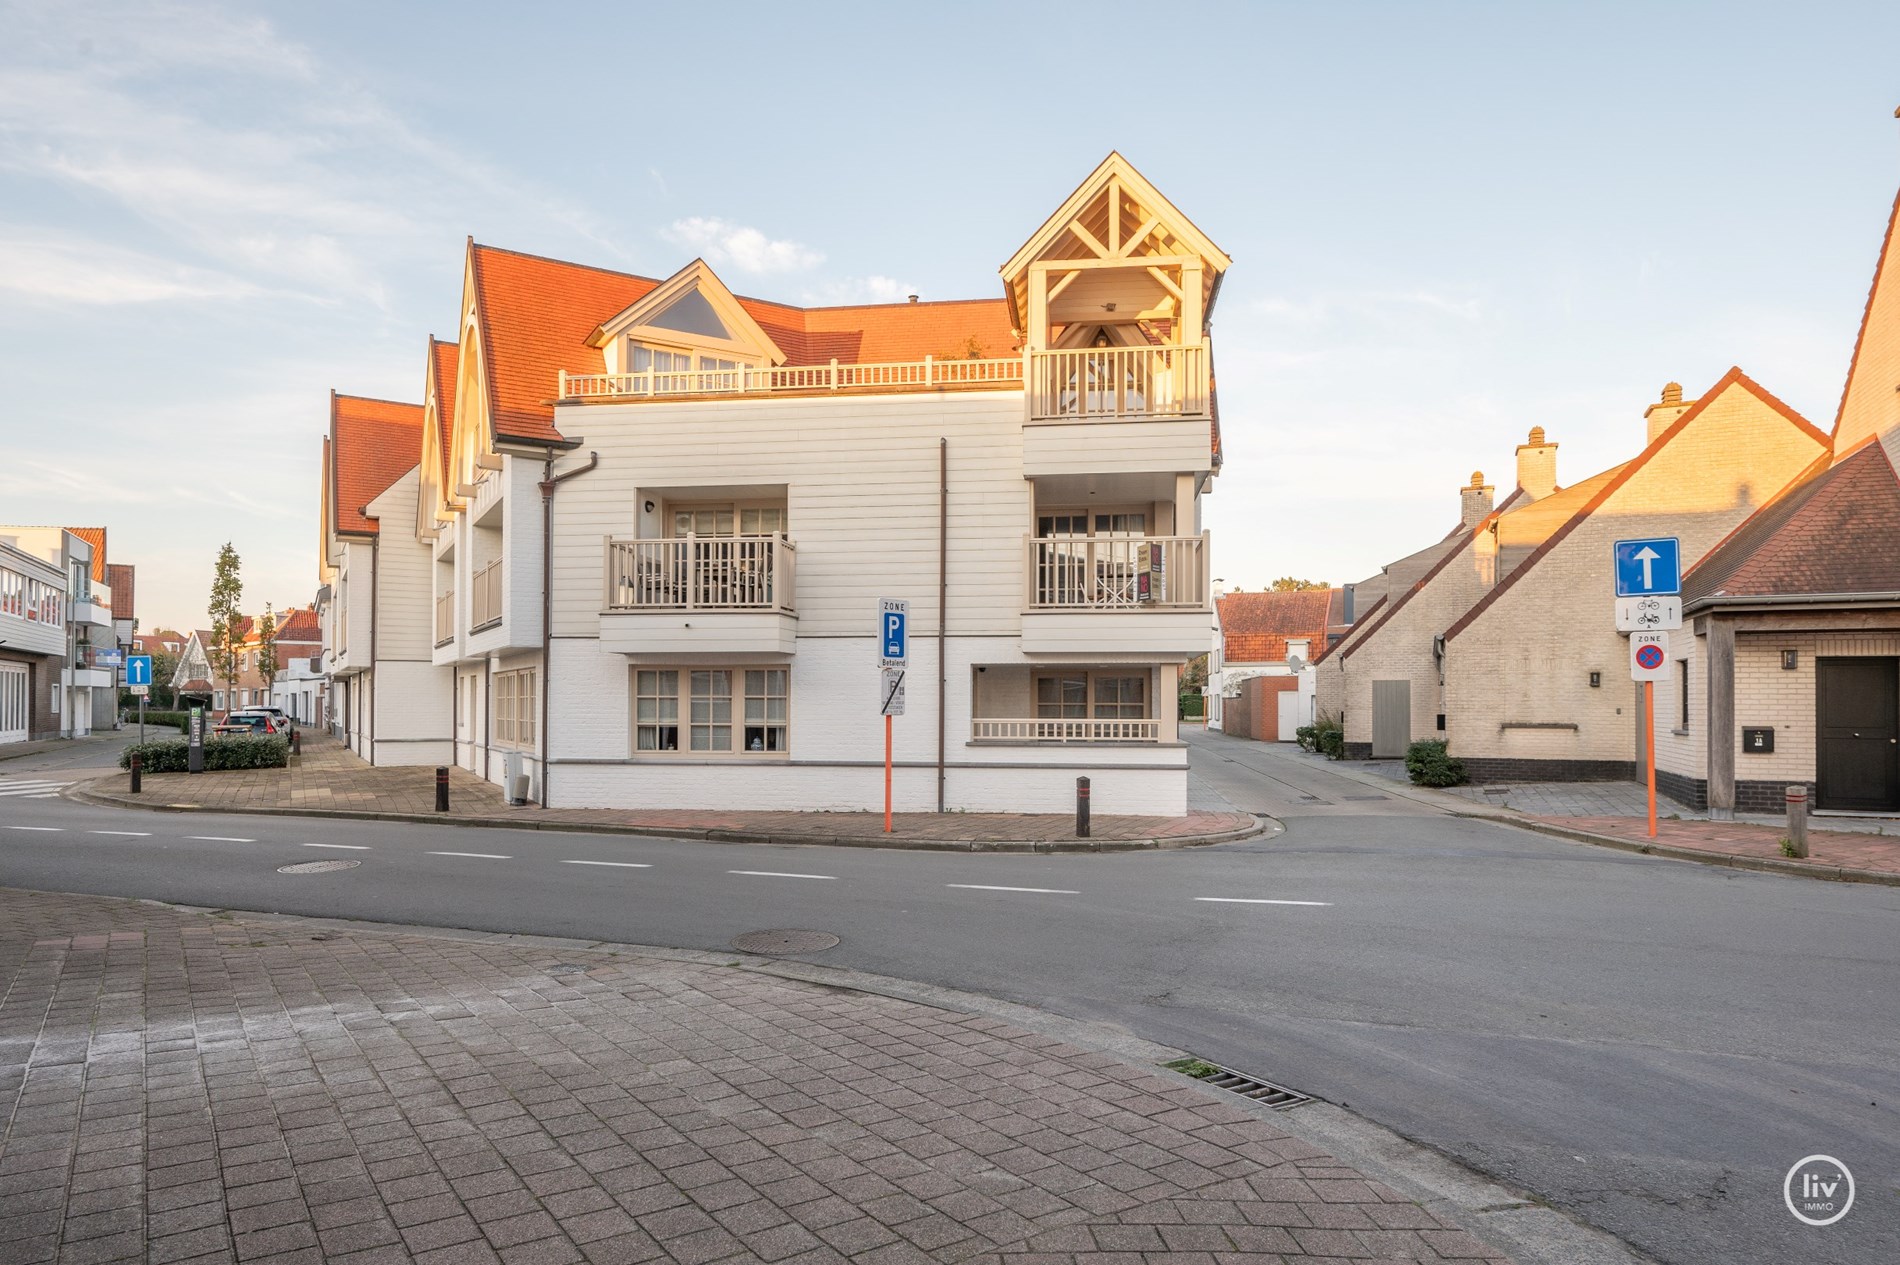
539;450;599;808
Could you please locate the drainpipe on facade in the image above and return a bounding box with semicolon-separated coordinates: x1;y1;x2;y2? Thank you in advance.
938;438;948;812
538;450;599;808
365;524;379;766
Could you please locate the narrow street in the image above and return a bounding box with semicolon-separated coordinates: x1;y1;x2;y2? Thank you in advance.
1;729;1893;1263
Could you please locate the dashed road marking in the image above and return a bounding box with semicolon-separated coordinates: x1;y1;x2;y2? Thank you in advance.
1194;897;1333;906
729;870;835;880
305;843;370;850
6;825;62;832
428;851;511;859
561;860;652;868
947;884;1079;894
89;830;151;837
187;836;254;843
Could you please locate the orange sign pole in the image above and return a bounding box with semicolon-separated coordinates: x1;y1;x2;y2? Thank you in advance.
1645;680;1657;839
884;713;893;833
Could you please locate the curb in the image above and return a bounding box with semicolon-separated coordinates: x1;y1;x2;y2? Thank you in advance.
64;778;1270;854
1471;812;1900;887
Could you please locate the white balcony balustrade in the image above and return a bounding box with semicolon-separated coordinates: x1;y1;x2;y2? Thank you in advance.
471;561;503;631
1024;533;1209;610
561;357;1022;402
971;718;1161;743
1028;343;1208;422
604;535;796;613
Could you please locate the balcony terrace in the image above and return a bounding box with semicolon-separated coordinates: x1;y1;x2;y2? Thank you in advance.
600;535;797;657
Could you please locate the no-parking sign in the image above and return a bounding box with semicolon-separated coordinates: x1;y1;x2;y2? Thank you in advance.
1629;631;1670;681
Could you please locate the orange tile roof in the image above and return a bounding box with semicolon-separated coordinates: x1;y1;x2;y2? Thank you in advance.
274;607;321;644
331;392;425;535
468;243;1019;446
106;563;135;619
68;527;107;583
430;337;459;483
1217;589;1339;663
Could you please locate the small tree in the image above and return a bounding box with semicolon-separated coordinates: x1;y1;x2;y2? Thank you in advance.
1271;577;1330;591
256;604;280;707
206;543;244;713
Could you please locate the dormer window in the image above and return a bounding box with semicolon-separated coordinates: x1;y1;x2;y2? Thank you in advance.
589;260;788;395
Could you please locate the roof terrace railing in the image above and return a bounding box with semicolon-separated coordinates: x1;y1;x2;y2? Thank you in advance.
560;356;1023;401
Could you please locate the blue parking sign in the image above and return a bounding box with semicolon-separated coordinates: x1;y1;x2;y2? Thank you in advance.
1613;538;1681;597
879;598;908;666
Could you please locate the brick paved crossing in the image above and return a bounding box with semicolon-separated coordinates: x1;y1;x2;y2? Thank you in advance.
0;888;1508;1265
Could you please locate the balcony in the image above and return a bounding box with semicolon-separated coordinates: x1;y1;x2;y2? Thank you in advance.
560;356;1023;402
972;718;1161;744
435;591;455;648
1028;344;1208;422
1020;533;1212;657
600;535;797;657
71;596;115;629
471;560;502;632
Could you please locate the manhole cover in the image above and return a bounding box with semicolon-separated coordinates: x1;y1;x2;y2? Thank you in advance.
730;929;840;955
276;859;361;874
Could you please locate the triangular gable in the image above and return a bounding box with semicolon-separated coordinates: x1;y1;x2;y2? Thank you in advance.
999;152;1231;334
1832;184;1900;466
417;337;460;536
588;259;787;365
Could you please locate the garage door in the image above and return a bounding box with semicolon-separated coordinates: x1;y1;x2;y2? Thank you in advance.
1372;679;1410;758
0;662;27;745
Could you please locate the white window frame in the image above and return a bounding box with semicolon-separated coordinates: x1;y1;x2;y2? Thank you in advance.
1032;669;1152;721
493;668;537;749
630;665;790;757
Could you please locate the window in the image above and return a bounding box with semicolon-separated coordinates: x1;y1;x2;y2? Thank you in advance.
635;670;680;751
1033;671;1152;721
494;668;537;747
673;507;735;537
633;666;788;755
670;502;788;538
1678;659;1690;729
1035;674;1088;719
740;507;787;535
745;669;787;751
213;691;224;712
1094;675;1147;719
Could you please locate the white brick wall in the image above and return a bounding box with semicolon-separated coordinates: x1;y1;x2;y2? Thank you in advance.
1726;631;1900;782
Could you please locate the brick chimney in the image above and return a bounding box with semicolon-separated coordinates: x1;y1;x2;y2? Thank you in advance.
1645;381;1695;446
1460;470;1495;528
1515;426;1558;501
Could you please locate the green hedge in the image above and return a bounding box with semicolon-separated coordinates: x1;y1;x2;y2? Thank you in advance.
1311;711;1345;759
127;710;191;734
1405;738;1467;787
119;736;289;773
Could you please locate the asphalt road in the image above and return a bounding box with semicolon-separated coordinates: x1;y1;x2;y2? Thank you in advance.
1;729;1894;1265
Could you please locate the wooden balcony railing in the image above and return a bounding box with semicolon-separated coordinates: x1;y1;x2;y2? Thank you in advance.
1024;533;1210;610
1028;343;1208;421
471;560;503;631
971;718;1161;743
434;591;454;647
604;535;796;612
561;357;1021;401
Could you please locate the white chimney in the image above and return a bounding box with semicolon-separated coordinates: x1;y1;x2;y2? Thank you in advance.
1645;381;1695;446
1459;471;1495;528
1515;426;1558;501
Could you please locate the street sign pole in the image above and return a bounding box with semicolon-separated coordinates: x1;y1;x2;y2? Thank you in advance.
878;600;909;834
885;713;893;834
1645;681;1657;839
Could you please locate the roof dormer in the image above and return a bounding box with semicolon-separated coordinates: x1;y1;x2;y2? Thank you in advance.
587;259;786;378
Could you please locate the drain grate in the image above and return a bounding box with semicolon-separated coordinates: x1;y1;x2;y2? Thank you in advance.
730;929;840;955
1163;1057;1311;1110
276;859;361;874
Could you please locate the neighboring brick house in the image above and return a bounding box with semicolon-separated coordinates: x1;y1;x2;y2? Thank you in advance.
1655;185;1900;815
1207;587;1340;739
1440;369;1830;782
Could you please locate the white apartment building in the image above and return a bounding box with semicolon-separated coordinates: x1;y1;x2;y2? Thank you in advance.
330;154;1228;815
0;526;114;740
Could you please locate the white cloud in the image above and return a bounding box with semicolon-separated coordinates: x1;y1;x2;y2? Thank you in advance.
663;216;824;273
802;274;917;305
0;229;263;304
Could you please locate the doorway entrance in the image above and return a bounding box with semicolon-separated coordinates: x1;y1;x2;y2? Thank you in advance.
1371;679;1410;758
1816;657;1900;811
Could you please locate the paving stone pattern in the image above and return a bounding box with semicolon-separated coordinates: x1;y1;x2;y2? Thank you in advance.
0;888;1509;1265
95;734;1252;845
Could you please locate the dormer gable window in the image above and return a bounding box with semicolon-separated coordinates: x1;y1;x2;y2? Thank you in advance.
589;260;786;395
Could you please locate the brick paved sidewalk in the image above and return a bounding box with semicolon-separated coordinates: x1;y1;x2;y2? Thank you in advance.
0;887;1510;1265
1530;815;1900;880
82;733;1257;851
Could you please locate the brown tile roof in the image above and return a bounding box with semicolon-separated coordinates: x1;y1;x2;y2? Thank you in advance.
1217;589;1339;663
1444;367;1827;642
67;527;107;583
106;563;134;619
274;607;321;643
430;338;458;484
1684;443;1900;603
468;244;1018;447
331;393;424;535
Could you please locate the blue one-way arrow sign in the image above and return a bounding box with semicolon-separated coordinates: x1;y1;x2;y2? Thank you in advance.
125;654;153;687
1613;537;1682;597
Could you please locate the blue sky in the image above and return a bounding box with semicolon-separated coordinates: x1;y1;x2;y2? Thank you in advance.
2;1;1898;632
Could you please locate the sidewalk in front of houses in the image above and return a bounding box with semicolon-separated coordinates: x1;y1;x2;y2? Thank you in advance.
0;884;1554;1265
69;733;1261;852
1253;739;1900;885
